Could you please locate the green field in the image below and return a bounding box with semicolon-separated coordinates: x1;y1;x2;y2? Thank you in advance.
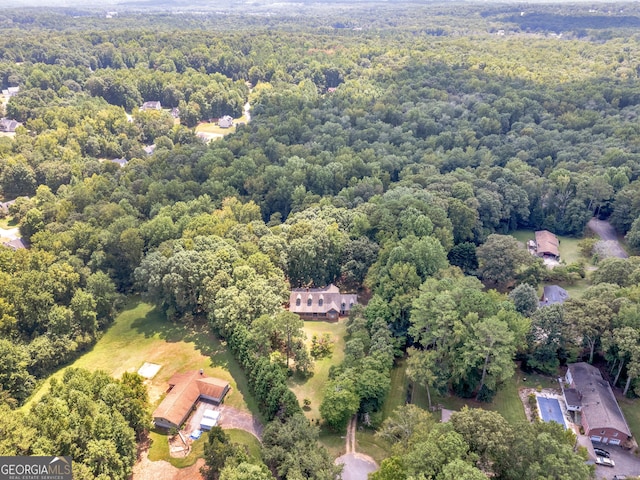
0;217;17;229
22;298;259;419
356;430;388;465
288;319;347;421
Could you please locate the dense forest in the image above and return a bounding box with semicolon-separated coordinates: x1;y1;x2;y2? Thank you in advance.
2;2;640;479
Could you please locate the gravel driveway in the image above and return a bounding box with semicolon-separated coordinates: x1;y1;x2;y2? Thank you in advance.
587;218;628;259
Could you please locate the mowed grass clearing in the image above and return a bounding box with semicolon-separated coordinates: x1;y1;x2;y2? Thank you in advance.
288;319;347;421
382;358;533;426
22;298;260;420
510;229;584;265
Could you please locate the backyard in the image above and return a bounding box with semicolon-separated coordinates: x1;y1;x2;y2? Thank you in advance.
288;318;347;421
381;358;561;426
22;298;260;419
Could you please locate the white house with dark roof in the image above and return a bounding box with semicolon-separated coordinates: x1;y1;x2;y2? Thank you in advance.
566;362;632;446
289;284;357;321
140;101;162;111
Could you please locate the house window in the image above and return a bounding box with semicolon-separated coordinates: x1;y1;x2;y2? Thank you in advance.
601;431;605;435
613;432;618;437
307;297;312;306
319;298;323;307
296;298;301;306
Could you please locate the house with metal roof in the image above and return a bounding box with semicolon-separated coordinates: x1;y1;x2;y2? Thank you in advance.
534;230;560;261
565;362;632;446
153;371;230;430
289;284;357;321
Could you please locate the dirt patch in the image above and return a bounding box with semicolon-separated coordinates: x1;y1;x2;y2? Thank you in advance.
133;439;204;480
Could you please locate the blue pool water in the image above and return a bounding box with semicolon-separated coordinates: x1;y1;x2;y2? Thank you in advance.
537;396;566;429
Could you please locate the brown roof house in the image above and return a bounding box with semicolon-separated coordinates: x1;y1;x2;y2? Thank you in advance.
534;230;560;261
289;284;357;321
565;362;632;446
153;371;230;430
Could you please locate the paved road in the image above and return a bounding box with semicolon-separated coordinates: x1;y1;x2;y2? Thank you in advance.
587;218;628;258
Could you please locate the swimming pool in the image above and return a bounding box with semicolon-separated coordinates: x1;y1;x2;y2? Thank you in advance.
537;396;567;429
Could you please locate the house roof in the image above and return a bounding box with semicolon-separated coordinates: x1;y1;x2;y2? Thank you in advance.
141;101;161;110
2;238;27;250
568;362;631;437
289;284;358;315
535;230;560;258
218;115;233;128
153;371;229;427
0;118;21;132
539;285;569;307
563;388;582;407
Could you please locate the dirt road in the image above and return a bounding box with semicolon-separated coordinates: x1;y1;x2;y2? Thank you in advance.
587;218;628;258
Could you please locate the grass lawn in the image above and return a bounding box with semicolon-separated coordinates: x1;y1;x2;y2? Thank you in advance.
22;297;260;421
288;319;347;421
618;396;640;445
148;428;204;468
355;430;388;465
0;217;17;229
227;429;262;461
384;359;554;426
319;427;346;459
511;229;584;265
195;122;236;136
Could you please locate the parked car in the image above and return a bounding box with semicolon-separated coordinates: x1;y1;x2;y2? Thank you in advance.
594;447;610;458
595;457;615;468
612;475;626;480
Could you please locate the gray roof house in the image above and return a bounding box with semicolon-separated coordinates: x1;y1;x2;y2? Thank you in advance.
218;115;233;128
140;101;162;111
1;86;19;97
539;285;569;307
566;362;632;446
3;238;27;250
0;118;22;133
289;284;357;321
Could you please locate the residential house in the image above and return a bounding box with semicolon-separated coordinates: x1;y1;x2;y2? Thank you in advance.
108;158;128;168
539;285;569;307
0;199;15;215
2;238;27;250
0;118;22;133
565;362;632;446
143;145;156;155
218;115;233;128
533;230;560;261
170;107;180;119
153;370;230;430
1;86;19;97
289;284;358;321
140;101;162;111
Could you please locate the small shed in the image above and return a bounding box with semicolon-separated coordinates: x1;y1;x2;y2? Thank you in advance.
539;285;569;307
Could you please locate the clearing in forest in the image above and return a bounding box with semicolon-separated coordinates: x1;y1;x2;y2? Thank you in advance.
288;318;347;421
22;298;259;419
